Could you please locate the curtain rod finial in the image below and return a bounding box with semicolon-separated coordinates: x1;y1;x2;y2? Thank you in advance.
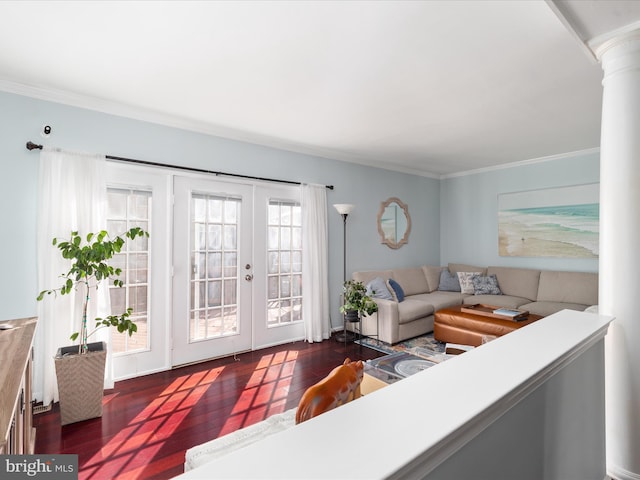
26;141;43;151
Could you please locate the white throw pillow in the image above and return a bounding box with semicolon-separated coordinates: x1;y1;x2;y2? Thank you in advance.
457;272;478;295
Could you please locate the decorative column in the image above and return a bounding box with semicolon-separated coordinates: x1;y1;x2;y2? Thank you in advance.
595;29;640;480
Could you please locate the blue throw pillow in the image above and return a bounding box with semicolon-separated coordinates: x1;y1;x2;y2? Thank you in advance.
366;277;393;300
438;269;461;292
388;278;405;302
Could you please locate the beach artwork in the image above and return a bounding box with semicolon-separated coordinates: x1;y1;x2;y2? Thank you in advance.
498;184;599;258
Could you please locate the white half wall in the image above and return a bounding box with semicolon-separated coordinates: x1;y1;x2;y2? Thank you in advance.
175;310;613;480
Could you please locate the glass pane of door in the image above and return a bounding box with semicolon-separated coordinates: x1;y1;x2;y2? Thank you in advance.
190;194;240;340
267;200;302;327
252;185;305;349
107;188;151;354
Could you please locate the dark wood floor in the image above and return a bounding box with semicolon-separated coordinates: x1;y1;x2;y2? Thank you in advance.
34;337;384;480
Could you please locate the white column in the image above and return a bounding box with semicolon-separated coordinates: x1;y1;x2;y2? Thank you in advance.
596;30;640;480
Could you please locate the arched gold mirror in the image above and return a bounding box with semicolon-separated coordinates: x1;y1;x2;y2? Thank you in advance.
377;197;411;249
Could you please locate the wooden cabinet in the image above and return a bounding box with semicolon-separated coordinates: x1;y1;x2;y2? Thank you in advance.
0;317;37;455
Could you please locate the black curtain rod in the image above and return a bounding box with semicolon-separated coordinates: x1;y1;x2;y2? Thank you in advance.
26;141;334;190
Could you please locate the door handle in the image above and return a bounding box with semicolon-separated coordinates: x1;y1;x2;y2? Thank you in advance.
245;274;254;281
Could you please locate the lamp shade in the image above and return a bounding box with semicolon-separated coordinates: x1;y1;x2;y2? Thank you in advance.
333;204;355;215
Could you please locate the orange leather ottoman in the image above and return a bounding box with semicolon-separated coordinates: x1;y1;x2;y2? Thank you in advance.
434;305;543;347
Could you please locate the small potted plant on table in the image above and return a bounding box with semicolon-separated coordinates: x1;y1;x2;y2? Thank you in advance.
38;228;148;425
338;280;378;342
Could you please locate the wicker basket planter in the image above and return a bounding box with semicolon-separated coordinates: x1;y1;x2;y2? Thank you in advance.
39;228;148;426
55;341;106;426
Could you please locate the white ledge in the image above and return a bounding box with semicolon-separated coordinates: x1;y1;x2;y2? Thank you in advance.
175;310;613;479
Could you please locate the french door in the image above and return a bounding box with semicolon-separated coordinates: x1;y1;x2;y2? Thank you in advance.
172;177;254;366
172;177;305;366
252;184;305;348
106;163;171;381
103;167;306;375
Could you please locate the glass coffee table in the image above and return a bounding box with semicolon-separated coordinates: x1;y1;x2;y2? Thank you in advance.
361;350;449;394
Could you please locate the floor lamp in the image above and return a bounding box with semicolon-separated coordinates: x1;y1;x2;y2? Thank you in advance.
333;203;355;343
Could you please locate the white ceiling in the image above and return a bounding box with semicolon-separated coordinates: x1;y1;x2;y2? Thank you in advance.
1;1;639;177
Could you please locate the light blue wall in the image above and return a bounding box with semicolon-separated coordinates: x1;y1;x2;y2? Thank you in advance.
440;151;600;273
0;89;600;327
0;91;439;327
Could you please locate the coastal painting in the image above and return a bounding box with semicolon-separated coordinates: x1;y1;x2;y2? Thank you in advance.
498;184;599;258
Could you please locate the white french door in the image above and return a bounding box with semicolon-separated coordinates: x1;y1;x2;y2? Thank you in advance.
106;163;171;381
102;167;307;375
252;184;305;348
172;177;254;366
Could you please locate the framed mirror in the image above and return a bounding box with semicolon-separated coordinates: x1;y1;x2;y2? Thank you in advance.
377;197;411;249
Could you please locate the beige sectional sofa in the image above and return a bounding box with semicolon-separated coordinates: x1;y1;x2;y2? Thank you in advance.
351;263;598;344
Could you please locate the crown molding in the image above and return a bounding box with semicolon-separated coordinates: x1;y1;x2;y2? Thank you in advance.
544;0;599;64
0;77;328;155
441;147;600;179
545;0;640;63
0;79;597;181
0;78;443;179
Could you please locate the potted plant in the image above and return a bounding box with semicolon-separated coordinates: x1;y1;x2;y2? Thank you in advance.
339;280;378;323
38;228;148;425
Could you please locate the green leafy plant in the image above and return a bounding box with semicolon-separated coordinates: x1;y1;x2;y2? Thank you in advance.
339;280;379;317
37;228;149;354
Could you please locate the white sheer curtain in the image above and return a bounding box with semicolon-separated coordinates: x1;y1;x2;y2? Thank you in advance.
301;184;330;342
35;147;112;405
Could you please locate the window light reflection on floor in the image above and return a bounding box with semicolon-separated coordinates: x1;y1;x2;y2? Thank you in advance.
219;350;298;436
80;349;300;479
83;366;225;478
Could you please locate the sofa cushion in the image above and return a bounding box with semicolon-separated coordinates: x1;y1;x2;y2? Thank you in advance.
536;271;598;306
464;295;531;309
438;269;461;292
457;272;478;294
422;265;444;292
397;298;434;324
448;263;487;275
392;267;430;296
412;292;465;311
487;266;541;301
519;301;588;317
388;278;405;302
472;274;502;295
365;277;393;301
